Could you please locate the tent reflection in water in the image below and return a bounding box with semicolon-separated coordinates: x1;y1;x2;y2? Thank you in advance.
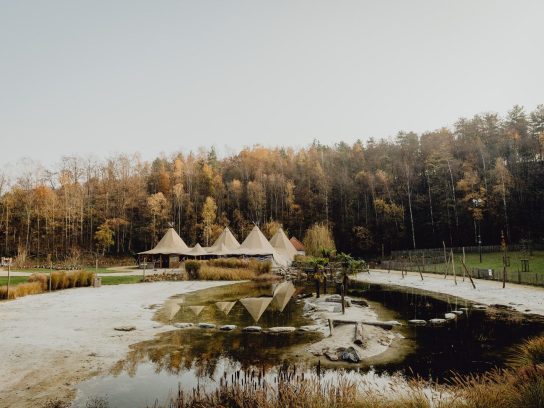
239;297;273;322
164;299;183;321
215;301;236;316
271;281;296;312
188;305;206;317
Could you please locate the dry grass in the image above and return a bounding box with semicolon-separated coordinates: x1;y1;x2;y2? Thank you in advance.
207;258;272;274
0;270;96;300
508;336;544;368
197;265;256;280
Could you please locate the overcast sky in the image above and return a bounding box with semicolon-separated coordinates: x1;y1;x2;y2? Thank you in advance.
1;0;543;167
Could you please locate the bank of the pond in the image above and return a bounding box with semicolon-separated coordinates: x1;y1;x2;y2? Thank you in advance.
354;269;544;317
0;281;237;408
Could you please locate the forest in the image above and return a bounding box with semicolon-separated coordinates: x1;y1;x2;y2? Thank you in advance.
1;104;544;261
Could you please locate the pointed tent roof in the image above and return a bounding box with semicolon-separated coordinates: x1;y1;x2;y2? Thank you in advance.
208;227;240;252
289;237;305;252
207;242;231;256
139;228;189;255
184;243;208;257
272;281;296;312
270;228;298;261
240;297;273;322
234;225;289;267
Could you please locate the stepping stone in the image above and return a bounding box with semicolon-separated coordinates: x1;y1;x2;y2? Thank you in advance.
174;322;194;329
451;310;464;316
114;326;136;332
444;313;457;320
242;326;262;332
198;323;216;329
340;346;361;363
298;325;321;332
473;305;488;310
219;325;237;331
267;326;296;333
429;318;447;326
408;319;427;326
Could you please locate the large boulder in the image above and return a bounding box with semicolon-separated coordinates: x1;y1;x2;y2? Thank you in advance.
340;347;361;363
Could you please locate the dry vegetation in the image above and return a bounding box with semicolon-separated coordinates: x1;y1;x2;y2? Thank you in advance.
0;270;95;300
183;258;273;281
148;335;544;408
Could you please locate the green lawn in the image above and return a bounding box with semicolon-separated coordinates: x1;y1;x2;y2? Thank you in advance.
100;275;142;285
0;276;29;286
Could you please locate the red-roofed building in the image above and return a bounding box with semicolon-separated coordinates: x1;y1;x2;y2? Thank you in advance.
289;237;305;255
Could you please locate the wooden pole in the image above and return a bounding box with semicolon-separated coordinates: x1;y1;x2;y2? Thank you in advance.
341;284;345;315
462;247;466;282
6;261;11;298
442;241;448;279
461;260;477;289
354;323;364;345
451;250;457;285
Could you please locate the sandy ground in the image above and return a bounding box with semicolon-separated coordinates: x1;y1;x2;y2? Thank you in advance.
355;269;544;316
0;281;235;408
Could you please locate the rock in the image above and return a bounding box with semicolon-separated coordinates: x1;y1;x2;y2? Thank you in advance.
429;318;447;326
325;295;352;307
351;299;369;307
219;325;237;331
451;310;464;316
174;322;194;329
340;346;361;363
198;323;216;329
267;326;296;333
298;325;321;332
444;313;457;320
332;305;343;313
473;304;488;310
114;326;136;332
325;351;339;361
408;319;427;326
243;326;262;333
152;324;164;329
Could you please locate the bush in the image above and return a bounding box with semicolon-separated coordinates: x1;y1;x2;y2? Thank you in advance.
206;258;272;274
28;273;48;290
509;336;544;368
184;261;201;279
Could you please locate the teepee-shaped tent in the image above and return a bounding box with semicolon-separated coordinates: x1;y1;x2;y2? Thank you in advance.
208;242;231;257
207;227;240;252
272;281;296;312
240;297;273;322
270;228;298;261
234;226;289;267
183;243;208;257
139;228;189;255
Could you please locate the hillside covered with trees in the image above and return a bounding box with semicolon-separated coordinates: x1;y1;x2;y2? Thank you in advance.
1;104;544;260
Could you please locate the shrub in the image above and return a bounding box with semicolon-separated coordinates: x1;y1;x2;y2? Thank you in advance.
509;336;544;368
28;273;48;290
0;286;16;300
184;261;201;279
208;258;249;269
15;282;43;297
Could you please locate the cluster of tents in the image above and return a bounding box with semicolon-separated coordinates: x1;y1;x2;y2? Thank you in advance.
138;225;305;268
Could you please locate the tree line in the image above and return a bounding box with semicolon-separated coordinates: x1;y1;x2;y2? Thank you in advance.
1;104;544;261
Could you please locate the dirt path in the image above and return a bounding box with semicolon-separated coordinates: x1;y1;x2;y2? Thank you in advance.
354;269;544;316
0;281;235;408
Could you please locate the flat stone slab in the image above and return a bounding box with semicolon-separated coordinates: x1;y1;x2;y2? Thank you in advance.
451;310;464;316
473;305;488;310
444;313;457;320
219;325;237;331
298;325;321;332
174;322;194;329
267;326;296;333
408;319;427;326
429;318;447;326
198;323;216;329
242;326;262;332
114;326;136;332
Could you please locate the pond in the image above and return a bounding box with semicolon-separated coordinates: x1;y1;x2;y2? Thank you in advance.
72;280;544;407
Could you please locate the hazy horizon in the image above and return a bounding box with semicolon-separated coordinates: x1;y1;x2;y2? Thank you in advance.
2;0;543;167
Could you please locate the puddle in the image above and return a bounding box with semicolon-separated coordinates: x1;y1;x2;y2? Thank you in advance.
72;280;544;407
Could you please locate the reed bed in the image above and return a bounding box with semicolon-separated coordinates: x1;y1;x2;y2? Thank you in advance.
150;335;544;408
196;265;256;281
207;258;272;274
0;270;96;300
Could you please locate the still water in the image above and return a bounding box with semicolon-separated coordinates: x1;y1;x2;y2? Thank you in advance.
73;280;544;407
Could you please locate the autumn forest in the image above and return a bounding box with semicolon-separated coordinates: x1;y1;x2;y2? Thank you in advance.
1;104;544;261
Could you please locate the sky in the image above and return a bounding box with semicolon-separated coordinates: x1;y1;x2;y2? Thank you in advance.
1;0;543;167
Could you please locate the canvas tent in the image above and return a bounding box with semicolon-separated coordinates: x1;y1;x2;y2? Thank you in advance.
138;228;189;267
269;228;298;262
207;242;231;257
207;227;240;252
233;225;290;267
183;243;208;258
